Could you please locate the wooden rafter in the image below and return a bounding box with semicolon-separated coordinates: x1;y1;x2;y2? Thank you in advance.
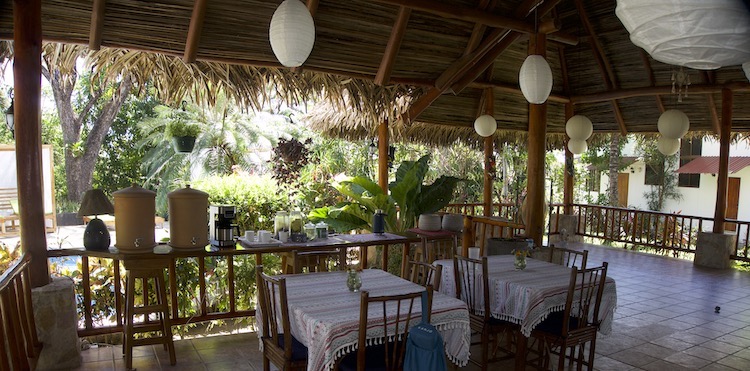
88;0;106;50
463;0;495;56
306;0;319;16
570;84;744;104
702;71;722;134
574;0;627;136
639;50;665;113
469;80;569;103
375;7;411;86
183;0;208;63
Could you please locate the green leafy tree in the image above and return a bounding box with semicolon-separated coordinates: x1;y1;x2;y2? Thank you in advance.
636;136;682;211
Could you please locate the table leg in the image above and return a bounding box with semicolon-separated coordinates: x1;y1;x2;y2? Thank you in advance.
361;245;368;269
401;242;410;278
515;330;527;371
382;244;388;271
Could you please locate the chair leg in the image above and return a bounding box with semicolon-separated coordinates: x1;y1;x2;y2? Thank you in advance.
481;328;489;371
263;355;270;371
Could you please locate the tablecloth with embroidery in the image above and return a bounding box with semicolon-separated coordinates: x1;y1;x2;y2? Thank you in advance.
274;269;470;371
435;255;617;337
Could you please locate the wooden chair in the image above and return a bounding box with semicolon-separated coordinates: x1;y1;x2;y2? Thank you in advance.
549;245;588;269
256;266;308;371
283;248;346;273
404;260;442;292
454;255;517;371
527;262;609;371
338;286;432;371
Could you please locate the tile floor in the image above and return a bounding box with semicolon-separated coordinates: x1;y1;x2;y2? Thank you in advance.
72;242;750;370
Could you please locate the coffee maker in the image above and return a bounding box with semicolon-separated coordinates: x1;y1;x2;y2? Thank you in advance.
209;205;240;248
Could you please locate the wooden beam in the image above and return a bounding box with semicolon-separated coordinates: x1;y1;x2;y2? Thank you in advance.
702;71;721;134
14;0;50;288
183;0;208;63
482;88;494;217
88;0;106;50
639;50;665;113
525;33;547;246
563;103;574;214
462;0;495;56
713;88;732;233
371;0;534;33
378;120;389;193
570;84;732;104
449;32;520;93
375;7;411;86
306;0;319;16
469;80;570;103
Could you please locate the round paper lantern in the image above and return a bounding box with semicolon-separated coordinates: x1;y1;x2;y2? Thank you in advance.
567;139;588;155
657;137;680;156
657;110;690;139
616;0;750;69
474;114;497;137
565;115;593;140
519;55;553;104
269;0;315;68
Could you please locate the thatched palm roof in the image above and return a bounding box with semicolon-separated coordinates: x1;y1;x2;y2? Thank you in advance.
1;0;749;146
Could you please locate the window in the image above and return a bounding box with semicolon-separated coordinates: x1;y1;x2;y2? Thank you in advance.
678;138;702;188
645;161;663;186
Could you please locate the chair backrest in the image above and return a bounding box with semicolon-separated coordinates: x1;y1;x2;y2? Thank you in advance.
453;255;490;319
550;246;588;269
561;262;608;336
355;286;432;371
404;260;442;292
256;266;294;360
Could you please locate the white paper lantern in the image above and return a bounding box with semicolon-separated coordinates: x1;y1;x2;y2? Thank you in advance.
519;55;553;104
565;115;593;140
567;139;588;155
616;0;750;69
657;136;680;156
473;114;497;137
657;109;690;139
269;0;315;68
743;62;750;82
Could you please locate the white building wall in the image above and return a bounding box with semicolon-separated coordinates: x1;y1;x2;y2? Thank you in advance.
601;136;750;225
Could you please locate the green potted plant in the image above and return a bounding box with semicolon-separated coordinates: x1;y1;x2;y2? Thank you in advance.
165;109;202;153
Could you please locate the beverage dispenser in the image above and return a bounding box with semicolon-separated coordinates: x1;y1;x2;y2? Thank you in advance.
168;185;209;250
113;184;156;253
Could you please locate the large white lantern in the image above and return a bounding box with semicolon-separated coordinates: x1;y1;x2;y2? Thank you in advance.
474;114;497;137
657;136;680;156
657;109;690;139
519;55;553;104
269;0;316;68
616;0;750;69
567;139;588;155
565;115;593;140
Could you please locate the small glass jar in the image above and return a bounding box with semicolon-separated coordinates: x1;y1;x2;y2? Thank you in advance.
316;222;328;239
514;254;527;270
274;211;289;238
289;210;304;235
347;270;362;292
304;222;316;241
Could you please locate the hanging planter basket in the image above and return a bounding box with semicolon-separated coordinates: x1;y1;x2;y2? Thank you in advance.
172;136;196;153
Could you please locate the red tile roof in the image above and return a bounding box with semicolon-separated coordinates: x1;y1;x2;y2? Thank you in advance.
675;156;750;174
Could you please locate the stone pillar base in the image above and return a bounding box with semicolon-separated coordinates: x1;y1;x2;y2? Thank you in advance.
550;214;582;244
32;276;81;370
695;232;735;269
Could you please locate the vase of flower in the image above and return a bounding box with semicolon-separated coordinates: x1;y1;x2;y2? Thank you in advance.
514;253;527;270
347;269;362;292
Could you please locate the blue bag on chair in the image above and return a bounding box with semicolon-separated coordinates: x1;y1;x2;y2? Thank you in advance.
403;291;447;371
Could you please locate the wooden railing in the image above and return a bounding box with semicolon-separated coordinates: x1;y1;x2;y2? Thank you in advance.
0;254;42;370
443;202;522;222
451;202;750;263
46;238;416;338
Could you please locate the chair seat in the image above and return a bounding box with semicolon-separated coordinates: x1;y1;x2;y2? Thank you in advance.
534;311;581;337
265;333;309;361
338;343;389;371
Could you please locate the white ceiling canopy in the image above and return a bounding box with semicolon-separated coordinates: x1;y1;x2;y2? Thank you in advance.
616;0;750;70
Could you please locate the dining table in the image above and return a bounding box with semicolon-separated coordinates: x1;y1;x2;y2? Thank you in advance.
434;255;617;370
260;269;471;371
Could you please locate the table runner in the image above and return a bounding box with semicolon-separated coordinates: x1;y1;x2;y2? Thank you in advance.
435;255;617;337
275;269;470;371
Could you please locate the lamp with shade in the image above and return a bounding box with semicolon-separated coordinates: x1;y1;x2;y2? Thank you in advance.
474;114;497;137
269;0;315;68
567;138;588;155
657;109;690;139
657;137;681;156
78;189;115;251
519;55;553;104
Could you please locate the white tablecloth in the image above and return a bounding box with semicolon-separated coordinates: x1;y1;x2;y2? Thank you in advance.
269;269;471;371
435;255;617;337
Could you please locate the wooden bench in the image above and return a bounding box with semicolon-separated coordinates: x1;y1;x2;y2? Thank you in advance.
0;188;21;234
0;188;58;235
